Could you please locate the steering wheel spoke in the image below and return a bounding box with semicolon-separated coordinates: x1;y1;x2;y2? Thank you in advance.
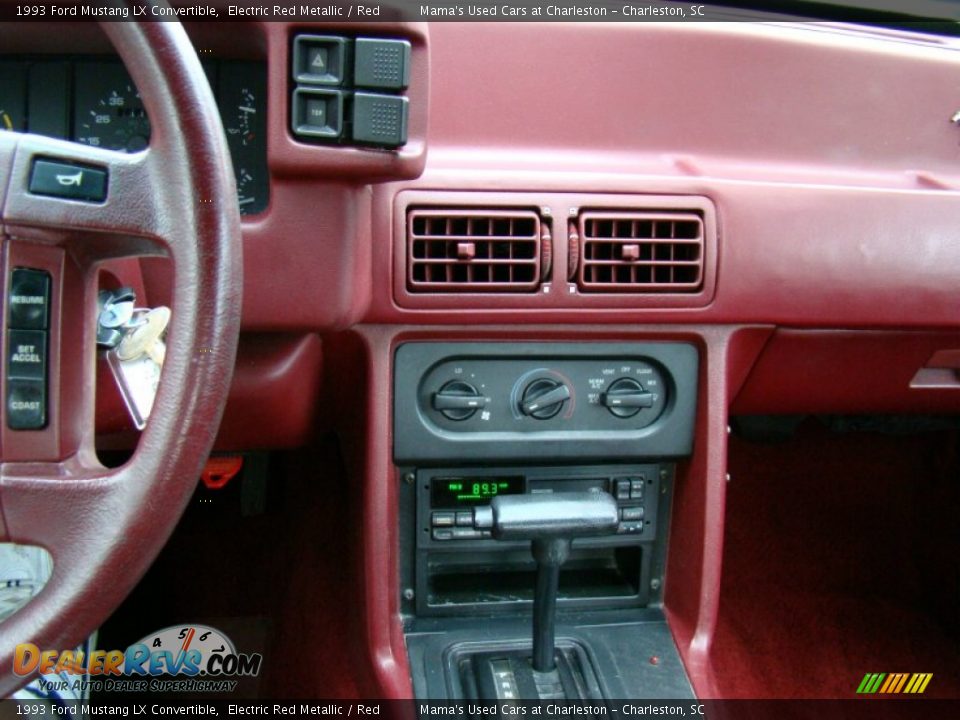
2;132;169;256
0;459;115;545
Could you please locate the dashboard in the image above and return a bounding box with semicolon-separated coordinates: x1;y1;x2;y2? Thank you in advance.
0;56;269;214
1;15;959;705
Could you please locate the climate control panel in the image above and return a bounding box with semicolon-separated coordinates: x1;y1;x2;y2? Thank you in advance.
394;342;698;463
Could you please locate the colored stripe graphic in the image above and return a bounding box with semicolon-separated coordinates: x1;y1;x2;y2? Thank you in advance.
857;672;932;694
892;673;909;693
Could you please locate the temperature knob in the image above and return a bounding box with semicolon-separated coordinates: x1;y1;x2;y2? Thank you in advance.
432;380;489;421
600;378;654;418
520;378;571;420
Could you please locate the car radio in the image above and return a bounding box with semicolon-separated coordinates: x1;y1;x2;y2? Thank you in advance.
424;468;654;543
400;463;672;617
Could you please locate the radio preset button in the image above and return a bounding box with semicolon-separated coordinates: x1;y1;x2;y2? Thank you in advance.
432;528;454;541
630;478;645;499
452;528;482;540
614;479;631;501
431;511;456;527
455;511;473;527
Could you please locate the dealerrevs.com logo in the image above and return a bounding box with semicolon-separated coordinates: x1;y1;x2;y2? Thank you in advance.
14;624;262;693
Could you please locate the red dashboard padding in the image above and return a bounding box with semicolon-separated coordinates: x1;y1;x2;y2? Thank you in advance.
732;330;960;415
96;333;322;452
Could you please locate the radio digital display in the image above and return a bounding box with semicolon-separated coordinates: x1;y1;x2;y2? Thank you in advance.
431;477;524;506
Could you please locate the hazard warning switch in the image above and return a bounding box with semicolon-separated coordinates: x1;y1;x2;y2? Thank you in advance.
293;35;349;86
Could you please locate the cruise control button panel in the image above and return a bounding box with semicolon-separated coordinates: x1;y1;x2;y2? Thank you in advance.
29;158;107;202
6;268;52;430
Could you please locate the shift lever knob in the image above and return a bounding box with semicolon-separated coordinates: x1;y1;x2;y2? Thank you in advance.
474;491;619;674
473;491;619;540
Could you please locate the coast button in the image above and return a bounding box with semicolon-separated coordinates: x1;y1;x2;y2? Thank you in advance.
6;378;46;430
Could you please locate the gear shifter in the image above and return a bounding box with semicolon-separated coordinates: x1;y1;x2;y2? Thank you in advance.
470;491;619;697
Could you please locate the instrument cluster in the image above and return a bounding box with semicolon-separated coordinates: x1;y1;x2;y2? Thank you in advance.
0;57;269;215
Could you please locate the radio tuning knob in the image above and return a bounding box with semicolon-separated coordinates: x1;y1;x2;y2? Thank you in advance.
520;378;571;420
432;380;489;421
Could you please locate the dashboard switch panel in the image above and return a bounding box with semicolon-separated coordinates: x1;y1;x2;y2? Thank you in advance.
394;342;698;463
291;33;411;149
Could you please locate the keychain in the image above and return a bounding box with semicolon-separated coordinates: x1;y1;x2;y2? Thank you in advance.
98;298;171;430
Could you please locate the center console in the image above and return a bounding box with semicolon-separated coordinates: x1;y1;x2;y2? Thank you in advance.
394;342;699;700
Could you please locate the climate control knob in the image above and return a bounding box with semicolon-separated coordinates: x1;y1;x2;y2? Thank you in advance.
433;380;489;421
520;378;571;420
600;377;654;418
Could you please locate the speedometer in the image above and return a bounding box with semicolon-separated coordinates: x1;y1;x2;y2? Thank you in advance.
71;59;268;215
73;62;149;152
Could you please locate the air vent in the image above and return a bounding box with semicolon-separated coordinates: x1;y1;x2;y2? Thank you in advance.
407;209;547;292
577;211;704;292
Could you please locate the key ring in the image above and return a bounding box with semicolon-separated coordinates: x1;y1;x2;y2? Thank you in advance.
122;308;155;330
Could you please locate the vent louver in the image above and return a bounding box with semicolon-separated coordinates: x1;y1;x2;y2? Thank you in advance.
407;208;546;292
577;211;704;292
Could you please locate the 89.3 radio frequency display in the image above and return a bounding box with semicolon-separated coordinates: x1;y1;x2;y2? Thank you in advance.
431;477;524;506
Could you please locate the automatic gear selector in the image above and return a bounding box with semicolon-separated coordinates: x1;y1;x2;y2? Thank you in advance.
474;492;620;669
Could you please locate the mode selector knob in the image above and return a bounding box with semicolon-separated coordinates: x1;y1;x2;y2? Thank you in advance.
601;377;654;418
433;380;489;421
520;378;570;420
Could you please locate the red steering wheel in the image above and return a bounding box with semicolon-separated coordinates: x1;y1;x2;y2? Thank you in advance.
0;18;242;694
